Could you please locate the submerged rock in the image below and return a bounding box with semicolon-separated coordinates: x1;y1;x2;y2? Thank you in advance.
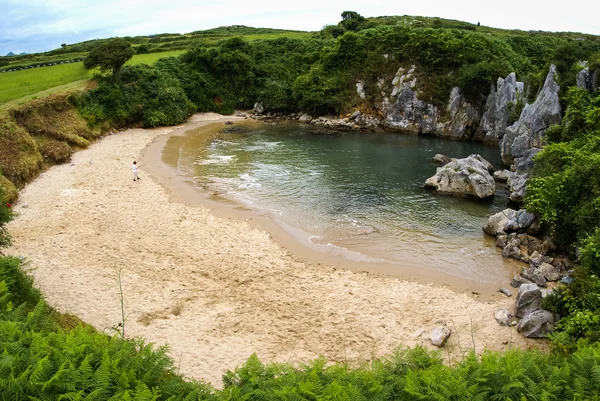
495;309;514;326
424;154;495;198
433;154;453;165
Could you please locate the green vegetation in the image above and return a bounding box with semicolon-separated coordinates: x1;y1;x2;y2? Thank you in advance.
0;63;92;106
527;84;600;350
84;38;135;77
2;255;600;399
2;12;600;398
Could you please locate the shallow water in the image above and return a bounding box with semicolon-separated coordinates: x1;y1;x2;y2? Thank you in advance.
175;122;520;285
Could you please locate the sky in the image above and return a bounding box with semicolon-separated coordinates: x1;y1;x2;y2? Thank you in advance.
1;0;600;55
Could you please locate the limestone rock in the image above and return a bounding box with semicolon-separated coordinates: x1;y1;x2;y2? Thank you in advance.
510;275;533;288
484;209;518;236
479;72;525;144
538;262;562;282
382;66;438;134
437;87;481;139
493;169;514;182
430;326;452;347
253;102;265;115
501;65;561;166
521;267;547;287
498;288;512;297
298;114;313;123
507;173;528;203
433;154;453;165
576;67;598;93
529;251;553;268
515;283;542;318
517;309;555;337
495;309;514;326
425;154;495;198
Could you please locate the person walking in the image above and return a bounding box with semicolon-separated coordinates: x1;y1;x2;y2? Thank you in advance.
131;161;140;181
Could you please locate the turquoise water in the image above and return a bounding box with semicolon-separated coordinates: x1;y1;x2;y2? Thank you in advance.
177;122;517;284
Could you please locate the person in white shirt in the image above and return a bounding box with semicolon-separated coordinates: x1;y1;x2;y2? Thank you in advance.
131;161;140;181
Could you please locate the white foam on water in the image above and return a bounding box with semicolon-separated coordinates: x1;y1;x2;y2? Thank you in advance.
196;155;236;165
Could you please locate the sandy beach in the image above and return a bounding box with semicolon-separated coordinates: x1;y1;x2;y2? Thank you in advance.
7;113;538;386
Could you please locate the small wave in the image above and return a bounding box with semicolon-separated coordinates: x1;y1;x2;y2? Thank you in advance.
196;155;236;165
244;141;282;151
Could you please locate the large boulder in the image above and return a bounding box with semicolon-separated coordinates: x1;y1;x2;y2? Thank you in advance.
479;72;525;144
515;283;542;318
501;65;561;166
425;154;495;198
521;267;547;287
517;310;555;337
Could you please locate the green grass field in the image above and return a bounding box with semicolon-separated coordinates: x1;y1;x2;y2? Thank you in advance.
0;51;187;107
0;63;92;106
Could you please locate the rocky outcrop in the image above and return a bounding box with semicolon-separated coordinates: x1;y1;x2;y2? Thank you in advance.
424;154;495;198
381;66;438;134
437;87;481;139
507;172;528;202
483;208;535;236
479;73;525;144
501;65;561;168
577;67;598;93
432;154;453;164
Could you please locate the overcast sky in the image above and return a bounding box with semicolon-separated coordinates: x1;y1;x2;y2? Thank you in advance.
1;0;599;55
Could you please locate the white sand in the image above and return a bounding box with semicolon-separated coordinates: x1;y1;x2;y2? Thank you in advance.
7;113;539;386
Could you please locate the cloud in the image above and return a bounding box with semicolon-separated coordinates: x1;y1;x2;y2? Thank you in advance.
1;0;599;55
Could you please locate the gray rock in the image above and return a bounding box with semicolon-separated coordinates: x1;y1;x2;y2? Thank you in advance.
437;87;481;139
517;310;555;337
527;236;554;256
521;267;547;287
356;81;366;99
350;110;362;120
552;255;573;271
538;262;562;282
507;173;528;203
515;283;542;318
510;275;533;288
577;67;598;93
529;251;553;268
484;209;518;236
425;154;495;198
433;154;453;165
253;102;265;115
496;232;508;248
513;148;542;174
381;66;438;134
479;72;525;144
501;65;561;166
430;326;452;347
493;169;514;182
498;288;512;297
298;114;313;123
516;209;536;229
502;237;522;260
495;309;514;326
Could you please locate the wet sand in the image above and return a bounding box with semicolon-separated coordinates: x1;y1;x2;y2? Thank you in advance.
7;113;540;386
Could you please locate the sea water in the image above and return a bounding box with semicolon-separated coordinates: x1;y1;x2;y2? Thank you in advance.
177;122;520;285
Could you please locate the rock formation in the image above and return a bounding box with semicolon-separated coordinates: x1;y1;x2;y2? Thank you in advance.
424;154;495;198
479;73;525;144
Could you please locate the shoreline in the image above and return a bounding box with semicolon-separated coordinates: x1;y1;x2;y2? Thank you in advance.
7;113;540;386
144;117;523;295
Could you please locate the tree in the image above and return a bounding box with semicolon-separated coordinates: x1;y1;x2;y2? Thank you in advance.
84;38;134;78
340;11;366;32
61;43;67;50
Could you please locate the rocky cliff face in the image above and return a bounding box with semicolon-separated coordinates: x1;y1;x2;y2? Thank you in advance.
577;66;598;93
377;66;480;139
478;73;525;144
500;65;561;170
